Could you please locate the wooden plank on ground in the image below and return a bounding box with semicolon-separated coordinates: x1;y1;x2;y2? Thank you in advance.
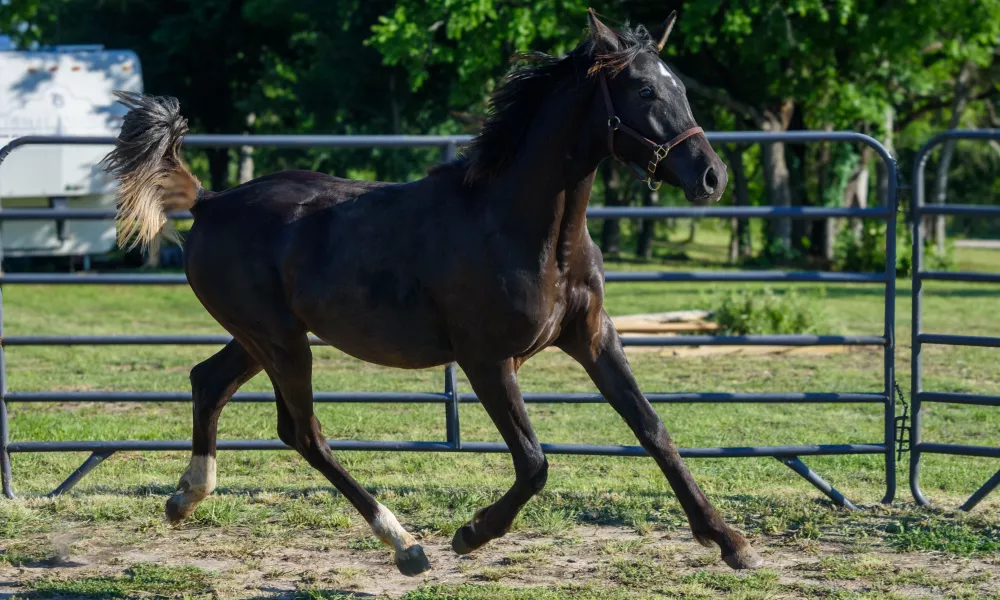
611;310;718;334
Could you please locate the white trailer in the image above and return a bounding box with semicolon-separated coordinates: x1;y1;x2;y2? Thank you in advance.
0;42;142;257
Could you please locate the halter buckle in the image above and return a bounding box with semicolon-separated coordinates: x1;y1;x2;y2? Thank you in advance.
647;145;670;174
608;116;621;130
644;177;662;192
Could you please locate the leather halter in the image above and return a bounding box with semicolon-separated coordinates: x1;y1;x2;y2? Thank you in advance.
598;70;704;191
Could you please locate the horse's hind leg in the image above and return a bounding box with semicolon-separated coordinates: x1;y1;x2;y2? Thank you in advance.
252;332;431;576
451;358;548;555
166;340;261;523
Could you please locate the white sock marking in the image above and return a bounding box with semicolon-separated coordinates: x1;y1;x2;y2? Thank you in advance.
181;455;216;498
372;503;417;553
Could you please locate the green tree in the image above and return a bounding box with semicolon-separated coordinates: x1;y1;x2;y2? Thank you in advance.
9;1;1000;261
368;0;589;109
238;0;465;182
45;0;298;190
0;0;55;46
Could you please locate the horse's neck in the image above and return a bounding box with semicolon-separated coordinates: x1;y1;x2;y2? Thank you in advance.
487;84;604;266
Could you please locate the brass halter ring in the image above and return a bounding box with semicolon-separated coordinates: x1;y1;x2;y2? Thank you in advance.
644;145;670;191
641;144;670;192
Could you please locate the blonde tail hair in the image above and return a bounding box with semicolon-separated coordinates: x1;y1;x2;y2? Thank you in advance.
101;91;201;255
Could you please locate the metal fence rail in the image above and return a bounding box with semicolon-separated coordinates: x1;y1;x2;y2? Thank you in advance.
910;129;1000;511
0;132;898;508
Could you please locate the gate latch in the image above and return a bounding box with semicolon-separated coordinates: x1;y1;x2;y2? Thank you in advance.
894;381;911;460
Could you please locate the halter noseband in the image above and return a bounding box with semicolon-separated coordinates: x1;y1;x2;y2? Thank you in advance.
598;70;704;191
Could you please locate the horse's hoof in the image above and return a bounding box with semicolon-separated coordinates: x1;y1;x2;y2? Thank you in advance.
395;544;432;576
451;525;481;555
723;546;764;570
164;493;194;524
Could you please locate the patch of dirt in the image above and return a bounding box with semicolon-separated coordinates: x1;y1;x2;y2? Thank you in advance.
2;524;999;599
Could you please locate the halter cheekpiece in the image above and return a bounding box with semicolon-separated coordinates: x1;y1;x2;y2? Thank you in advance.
598;70;704;191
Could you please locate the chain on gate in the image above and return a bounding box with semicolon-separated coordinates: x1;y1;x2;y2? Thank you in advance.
894;381;911;460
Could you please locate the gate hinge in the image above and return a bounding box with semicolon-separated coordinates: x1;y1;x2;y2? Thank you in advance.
894;381;911;460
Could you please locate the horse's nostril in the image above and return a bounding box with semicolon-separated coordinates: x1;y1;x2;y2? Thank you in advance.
703;167;718;193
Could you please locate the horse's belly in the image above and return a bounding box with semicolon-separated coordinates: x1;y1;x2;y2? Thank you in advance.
311;319;454;369
295;282;454;369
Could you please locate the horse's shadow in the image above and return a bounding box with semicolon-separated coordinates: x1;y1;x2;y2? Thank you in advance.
245;592;374;600
49;483;852;507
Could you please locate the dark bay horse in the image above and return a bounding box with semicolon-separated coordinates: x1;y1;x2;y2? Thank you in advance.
103;10;759;576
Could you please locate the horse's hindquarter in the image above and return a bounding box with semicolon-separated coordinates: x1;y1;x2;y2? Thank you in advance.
183;173;447;368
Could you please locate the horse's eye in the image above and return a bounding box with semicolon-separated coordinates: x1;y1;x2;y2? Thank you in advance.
638;87;654;99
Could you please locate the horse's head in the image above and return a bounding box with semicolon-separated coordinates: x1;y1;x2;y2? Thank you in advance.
585;10;726;204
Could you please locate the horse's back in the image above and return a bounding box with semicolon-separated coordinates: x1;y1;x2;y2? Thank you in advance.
185;170;411;269
192;170;396;220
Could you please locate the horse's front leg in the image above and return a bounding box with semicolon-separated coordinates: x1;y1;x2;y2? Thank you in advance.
558;309;762;570
451;358;548;554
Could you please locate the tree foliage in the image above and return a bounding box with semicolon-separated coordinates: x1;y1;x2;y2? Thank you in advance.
4;0;998;258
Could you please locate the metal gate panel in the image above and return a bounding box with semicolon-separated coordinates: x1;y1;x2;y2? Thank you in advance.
0;132;898;508
910;129;1000;510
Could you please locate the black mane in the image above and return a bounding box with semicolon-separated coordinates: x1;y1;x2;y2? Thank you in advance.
461;23;656;184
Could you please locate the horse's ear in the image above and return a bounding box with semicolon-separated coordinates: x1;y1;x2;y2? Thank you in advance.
652;11;678;53
587;8;619;53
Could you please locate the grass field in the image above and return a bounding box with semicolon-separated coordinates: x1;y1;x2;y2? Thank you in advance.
1;228;999;599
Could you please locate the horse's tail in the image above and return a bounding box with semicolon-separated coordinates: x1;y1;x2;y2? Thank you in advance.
101;91;202;253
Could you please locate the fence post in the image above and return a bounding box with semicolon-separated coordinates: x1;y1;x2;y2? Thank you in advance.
910;143;928;506
440;143;461;448
1;283;13;499
444;363;461;449
881;155;899;505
